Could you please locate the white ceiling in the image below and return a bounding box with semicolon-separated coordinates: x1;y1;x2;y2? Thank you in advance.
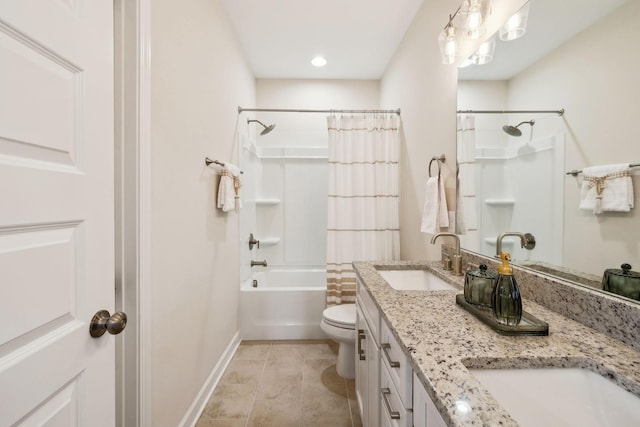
221;0;629;81
220;0;424;79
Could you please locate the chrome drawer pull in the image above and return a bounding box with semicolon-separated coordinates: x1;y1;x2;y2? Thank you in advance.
381;387;401;419
357;329;366;361
382;343;400;368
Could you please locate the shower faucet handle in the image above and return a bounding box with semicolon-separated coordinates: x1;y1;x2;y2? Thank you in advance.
249;233;260;250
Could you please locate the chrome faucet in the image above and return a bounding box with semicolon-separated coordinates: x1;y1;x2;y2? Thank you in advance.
495;232;536;257
251;260;267;267
430;232;463;276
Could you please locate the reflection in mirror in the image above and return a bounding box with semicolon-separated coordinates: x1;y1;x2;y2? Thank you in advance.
455;0;640;303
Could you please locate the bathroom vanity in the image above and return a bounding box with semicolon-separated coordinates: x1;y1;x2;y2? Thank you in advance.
353;257;640;426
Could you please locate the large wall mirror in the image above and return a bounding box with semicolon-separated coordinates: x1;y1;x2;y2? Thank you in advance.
456;0;640;302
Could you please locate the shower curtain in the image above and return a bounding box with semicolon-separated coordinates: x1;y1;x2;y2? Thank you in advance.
326;115;400;305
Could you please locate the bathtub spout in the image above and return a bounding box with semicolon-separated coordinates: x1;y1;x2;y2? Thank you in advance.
251;260;268;267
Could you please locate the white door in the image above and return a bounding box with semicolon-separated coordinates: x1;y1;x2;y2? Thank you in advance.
0;1;117;426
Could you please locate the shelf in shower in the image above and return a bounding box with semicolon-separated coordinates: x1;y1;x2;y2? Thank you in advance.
484;199;515;206
255;198;281;206
260;237;280;246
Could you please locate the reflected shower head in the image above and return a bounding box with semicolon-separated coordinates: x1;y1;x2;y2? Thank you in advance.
248;119;276;135
502;119;535;137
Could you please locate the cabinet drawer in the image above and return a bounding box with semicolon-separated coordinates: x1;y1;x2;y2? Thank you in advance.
380;360;412;427
380;320;412;409
357;278;380;345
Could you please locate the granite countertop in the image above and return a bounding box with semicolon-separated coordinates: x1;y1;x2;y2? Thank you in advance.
353;260;640;426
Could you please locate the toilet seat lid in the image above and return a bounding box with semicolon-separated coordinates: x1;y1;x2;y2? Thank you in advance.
323;304;356;329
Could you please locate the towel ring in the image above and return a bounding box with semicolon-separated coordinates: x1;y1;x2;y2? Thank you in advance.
428;155;446;177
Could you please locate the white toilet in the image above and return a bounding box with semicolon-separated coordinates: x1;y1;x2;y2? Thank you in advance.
320;304;356;379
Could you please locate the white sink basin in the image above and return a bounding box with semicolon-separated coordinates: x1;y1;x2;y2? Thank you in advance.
376;269;458;291
470;367;640;426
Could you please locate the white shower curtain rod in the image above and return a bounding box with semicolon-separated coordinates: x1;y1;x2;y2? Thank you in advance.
238;106;401;115
457;109;564;116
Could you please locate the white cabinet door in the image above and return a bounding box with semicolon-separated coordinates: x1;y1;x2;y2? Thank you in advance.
413;373;447;427
366;328;380;427
0;1;116;425
356;301;380;427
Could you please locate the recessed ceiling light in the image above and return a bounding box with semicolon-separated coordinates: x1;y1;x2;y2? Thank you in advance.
311;56;327;67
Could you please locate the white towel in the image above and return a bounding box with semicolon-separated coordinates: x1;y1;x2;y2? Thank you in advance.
217;170;234;212
421;176;449;235
223;162;242;178
217;169;242;212
579;163;633;214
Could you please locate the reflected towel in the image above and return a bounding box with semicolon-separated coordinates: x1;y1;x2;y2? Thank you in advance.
421;176;449;235
579;163;633;214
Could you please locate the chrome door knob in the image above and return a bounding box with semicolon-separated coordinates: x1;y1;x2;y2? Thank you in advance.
90;310;127;338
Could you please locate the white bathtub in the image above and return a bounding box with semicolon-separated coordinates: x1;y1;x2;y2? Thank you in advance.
239;267;328;340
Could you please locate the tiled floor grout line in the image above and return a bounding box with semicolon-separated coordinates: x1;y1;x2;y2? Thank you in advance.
197;339;361;427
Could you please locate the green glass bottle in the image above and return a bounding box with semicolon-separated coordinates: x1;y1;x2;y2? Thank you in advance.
492;252;522;326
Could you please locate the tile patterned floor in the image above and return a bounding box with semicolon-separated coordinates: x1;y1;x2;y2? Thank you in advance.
196;340;363;427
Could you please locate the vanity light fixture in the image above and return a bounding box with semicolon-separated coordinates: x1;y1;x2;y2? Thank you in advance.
471;35;496;65
438;10;462;65
499;3;530;41
461;0;492;40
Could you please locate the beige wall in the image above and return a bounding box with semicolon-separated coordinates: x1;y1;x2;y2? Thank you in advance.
508;0;640;276
380;0;461;260
150;0;255;425
255;79;380;144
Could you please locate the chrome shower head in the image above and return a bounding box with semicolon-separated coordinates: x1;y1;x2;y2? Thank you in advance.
502;119;535;137
248;119;276;135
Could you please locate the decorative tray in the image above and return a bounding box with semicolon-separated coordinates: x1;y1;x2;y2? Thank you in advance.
455;294;549;336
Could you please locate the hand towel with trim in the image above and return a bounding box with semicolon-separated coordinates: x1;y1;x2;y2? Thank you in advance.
421;175;449;235
217;169;237;212
579;163;633;214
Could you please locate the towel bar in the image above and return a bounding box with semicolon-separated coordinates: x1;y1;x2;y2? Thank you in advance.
205;157;243;174
428;154;446;177
566;163;640;176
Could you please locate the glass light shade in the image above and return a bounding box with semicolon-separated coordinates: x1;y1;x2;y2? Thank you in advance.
472;36;496;65
499;3;530;41
458;56;474;68
463;0;491;40
438;25;461;65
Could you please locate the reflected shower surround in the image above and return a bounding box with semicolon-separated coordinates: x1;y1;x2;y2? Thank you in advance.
326;115;401;305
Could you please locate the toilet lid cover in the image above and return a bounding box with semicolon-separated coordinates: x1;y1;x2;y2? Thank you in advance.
323;304;356;328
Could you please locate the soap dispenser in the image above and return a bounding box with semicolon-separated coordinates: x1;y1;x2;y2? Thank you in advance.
492;252;522;326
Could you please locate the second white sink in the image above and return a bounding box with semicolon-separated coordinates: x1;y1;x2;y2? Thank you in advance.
469;367;640;426
377;269;458;291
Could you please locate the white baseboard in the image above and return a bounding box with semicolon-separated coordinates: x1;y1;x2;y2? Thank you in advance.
178;331;241;427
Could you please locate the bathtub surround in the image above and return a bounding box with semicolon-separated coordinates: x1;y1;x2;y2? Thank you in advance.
326;114;401;305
